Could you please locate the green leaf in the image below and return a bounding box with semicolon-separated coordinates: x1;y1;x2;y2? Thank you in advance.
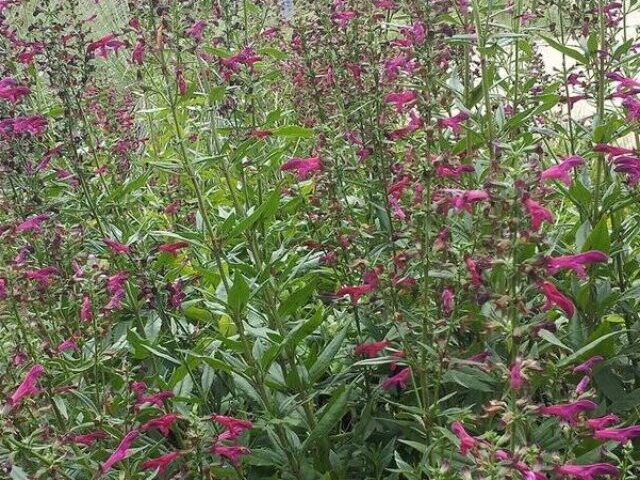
228;271;250;314
539;34;588;64
308;327;347;383
538;329;571;351
442;369;494;392
273;125;314;138
582;216;611;254
302;385;351;449
558;330;626;367
226;188;280;239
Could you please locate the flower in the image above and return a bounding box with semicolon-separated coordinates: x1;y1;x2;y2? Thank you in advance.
0;77;30;103
555;463;619;479
210;444;250;466
540;281;575;317
441;287;454;317
141;451;181;475
538;399;597;425
523;197;554;232
546;251;608;280
575;375;591;395
385;90;418;112
65;431;107;446
451;422;478;456
103;238;130;255
354;340;390;358
280;156;322;180
593;424;640;443
510;357;524;391
573;356;603;374
437;111;469;136
8;364;44;408
158;241;189;255
15;214;49;233
336;267;382;305
541;155;584;186
586;415;620;430
80;295;93;322
464;255;483;287
211;415;253;441
186;20;207;43
140;413;180;436
100;430;139;475
131;39;145;65
24;267;59;289
88;33;125;59
382;367;411;390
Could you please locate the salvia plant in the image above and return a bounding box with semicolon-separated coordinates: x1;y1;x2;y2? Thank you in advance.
2;0;640;478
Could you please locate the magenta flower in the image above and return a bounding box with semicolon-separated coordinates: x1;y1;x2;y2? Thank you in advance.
57;336;79;354
176;68;187;96
0;77;31;103
385;90;418;112
24;266;59;289
88;33;125;59
606;72;640;91
594;144;635;159
435;164;475;179
451;421;478;456
105;271;128;311
382;367;411;390
131;39;145;65
186;20;207;43
140;413;180;436
387;110;423;140
281;156;322;180
575;375;591;395
540;281;575;317
587;415;620;430
135;391;174;410
332;11;357;28
555;463;619;479
354;340;390;358
538;399;597;425
167;280;184;308
8;364;44;409
0;277;7;301
335;267;381;305
610;155;640;186
211;415;253;441
65;431;107;446
546;251;608;280
158;241;189;255
211;444;250;466
573;356;603;374
510;357;524;391
141;451;181;475
100;430;139;475
103;238;130;255
464;255;483;287
15;214;49;234
80;295;93;323
524;197;554;231
437;111;469;136
10;115;47;136
541;155;584;186
594;424;640;443
441;287;454;317
622;96;640;121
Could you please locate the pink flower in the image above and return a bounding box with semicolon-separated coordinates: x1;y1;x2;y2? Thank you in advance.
464;255;483;287
437;111;469;136
140;413;180;436
103;238;130;254
336;267;381;305
555;463;619;479
80;295;93;322
105;271;128;311
332;11;357;28
437;188;490;214
7;115;48;136
186;20;207;43
594;425;640;443
88;33;125;59
606;72;640;91
594;144;635;159
211;415;253;441
538;399;597;425
141;451;181;474
575;375;591;395
65;431;107;446
354;340;390;358
541;155;585;186
587;415;619;430
211;444;250;466
24;266;59;289
281;156;322;180
510;357;523;391
540;281;575;317
451;421;478;456
441;287;454;316
623;96;640;121
0;277;7;301
135;391;174;410
176;68;187;96
8;364;44;408
573;356;603;374
385;90;418;112
524;197;554;231
388;110;423;140
167;280;184;308
100;430;139;475
131;39;145;65
546;251;608;280
15;214;49;234
0;77;31;103
57;336;79;354
382;367;411;390
158;241;189;255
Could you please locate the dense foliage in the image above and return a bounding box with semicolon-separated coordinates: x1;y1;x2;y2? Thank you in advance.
2;0;640;478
